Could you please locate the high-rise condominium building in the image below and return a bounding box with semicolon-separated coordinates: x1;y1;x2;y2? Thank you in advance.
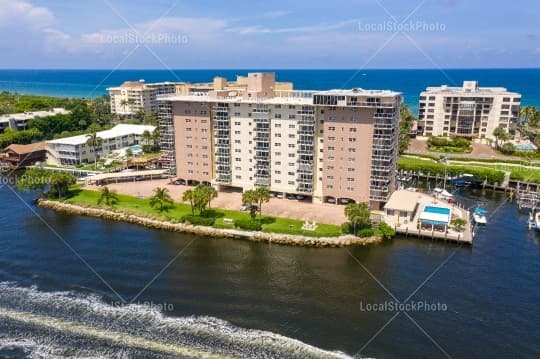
417;81;521;139
108;80;177;116
158;73;401;209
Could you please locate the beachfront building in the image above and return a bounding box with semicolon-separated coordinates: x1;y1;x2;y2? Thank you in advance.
158;72;401;209
46;124;155;166
417;81;521;140
108;80;177;116
0;108;70;132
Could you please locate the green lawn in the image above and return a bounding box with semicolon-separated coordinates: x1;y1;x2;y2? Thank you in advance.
63;188;342;238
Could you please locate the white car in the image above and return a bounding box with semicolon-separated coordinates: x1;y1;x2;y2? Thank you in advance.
240;204;252;211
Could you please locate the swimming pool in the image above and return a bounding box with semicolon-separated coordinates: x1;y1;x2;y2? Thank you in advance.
423;206;451;215
514;143;537;151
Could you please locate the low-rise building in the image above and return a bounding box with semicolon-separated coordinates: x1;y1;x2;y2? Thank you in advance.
417;81;521;140
0;108;70;132
46;124;155;166
0;142;47;170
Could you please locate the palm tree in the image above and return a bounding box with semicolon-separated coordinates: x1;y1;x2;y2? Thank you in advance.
142;130;153;146
344;202;371;234
182;189;196;215
254;186;270;216
202;185;218;210
86;132;103;169
149;187;173;212
242;190;258;220
97;186;119;207
520;106;536;125
120;99;128;113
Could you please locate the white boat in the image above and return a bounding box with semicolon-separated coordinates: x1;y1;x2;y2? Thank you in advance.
432;188;453;201
472;207;488;225
529;211;540;231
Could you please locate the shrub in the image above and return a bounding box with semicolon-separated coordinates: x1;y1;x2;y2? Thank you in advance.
181;215;215;226
234;218;262;231
341;222;352;234
500;143;516;155
356;228;376;237
378;222;396;240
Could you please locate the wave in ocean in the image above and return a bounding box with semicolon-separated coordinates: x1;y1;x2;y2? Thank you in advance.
0;282;353;359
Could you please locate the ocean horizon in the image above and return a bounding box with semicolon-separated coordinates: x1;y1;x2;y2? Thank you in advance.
1;68;540;113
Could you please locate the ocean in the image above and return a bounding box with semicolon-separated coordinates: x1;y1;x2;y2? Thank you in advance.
1;69;540;113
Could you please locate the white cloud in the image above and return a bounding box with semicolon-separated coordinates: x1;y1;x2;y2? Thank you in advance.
227;19;358;35
0;0;54;30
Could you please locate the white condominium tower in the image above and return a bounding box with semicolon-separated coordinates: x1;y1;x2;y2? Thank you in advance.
417;81;521;140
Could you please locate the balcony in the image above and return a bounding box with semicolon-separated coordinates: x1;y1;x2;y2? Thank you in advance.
255;178;271;186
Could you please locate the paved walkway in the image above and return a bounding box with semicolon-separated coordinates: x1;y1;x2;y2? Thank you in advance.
86;179;347;225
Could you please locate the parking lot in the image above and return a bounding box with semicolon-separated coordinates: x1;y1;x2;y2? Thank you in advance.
86;179;347;225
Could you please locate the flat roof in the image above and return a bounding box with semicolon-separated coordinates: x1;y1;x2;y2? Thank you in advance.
384;190;421;212
88;169;167;182
158;88;401;105
48;124;155;146
0;108;70;122
419;205;451;225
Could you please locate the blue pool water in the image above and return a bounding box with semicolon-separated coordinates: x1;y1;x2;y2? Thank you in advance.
515;143;537;151
423;206;451;215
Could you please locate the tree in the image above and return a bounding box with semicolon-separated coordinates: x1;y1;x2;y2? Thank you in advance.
451;218;467;232
49;172;76;198
149;187;173;212
142;130;153;146
97;186;119;207
182;189;196;215
344;202;371;234
399;104;416;154
254;186;270;216
242;190;258;220
500;142;516;155
16;167;51;198
86;132;103;169
492;127;510;149
192;184;217;215
520;106;537;125
120;99;129;114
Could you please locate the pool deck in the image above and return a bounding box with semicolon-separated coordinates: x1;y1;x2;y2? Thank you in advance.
383;192;473;245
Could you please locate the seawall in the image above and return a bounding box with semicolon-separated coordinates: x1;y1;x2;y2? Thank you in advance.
37;200;382;248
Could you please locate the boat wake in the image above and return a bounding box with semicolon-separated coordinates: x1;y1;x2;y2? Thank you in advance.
0;282;352;359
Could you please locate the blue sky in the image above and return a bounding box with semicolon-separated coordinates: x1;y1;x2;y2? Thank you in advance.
0;0;539;69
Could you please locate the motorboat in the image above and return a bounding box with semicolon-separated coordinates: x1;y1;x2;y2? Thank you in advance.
472;207;488;225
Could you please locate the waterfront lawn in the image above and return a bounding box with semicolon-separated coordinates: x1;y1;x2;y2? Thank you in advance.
63;188;342;237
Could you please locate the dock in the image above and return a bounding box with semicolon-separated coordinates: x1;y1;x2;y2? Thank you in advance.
383;190;473;245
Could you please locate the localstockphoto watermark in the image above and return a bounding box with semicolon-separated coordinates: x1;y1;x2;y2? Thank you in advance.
111;300;175;312
360;300;447;312
96;32;189;45
359;20;446;33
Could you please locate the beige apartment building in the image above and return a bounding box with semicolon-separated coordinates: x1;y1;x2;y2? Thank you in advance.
417;81;521;140
158;73;401;209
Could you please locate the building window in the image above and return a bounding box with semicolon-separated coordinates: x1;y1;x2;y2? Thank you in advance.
288;172;295;176
328;126;336;131
327;175;334;180
288;153;295;157
275;179;281;184
275;170;281;174
288;181;295;185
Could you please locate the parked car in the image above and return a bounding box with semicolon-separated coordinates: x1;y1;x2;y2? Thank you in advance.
172;179;186;185
286;193;296;200
240;204;252;211
296;195;305;200
276;193;284;199
326;197;336;204
339;198;350;204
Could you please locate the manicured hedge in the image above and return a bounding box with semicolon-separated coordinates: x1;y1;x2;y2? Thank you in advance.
397;157;505;184
234;219;262;231
181;215;215;226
